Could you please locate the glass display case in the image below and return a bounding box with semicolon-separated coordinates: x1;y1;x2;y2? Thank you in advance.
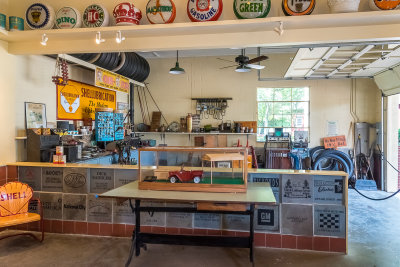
138;147;248;193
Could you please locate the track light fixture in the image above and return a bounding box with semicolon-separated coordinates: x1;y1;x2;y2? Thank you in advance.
95;31;105;44
40;34;48;46
116;30;125;44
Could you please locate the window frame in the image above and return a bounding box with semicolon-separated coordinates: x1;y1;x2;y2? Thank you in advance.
256;87;310;142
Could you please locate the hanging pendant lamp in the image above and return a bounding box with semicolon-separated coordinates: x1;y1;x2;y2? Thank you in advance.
169;50;185;74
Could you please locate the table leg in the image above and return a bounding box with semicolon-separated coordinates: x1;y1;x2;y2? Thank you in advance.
249;204;255;263
126;199;137;267
135;199;141;257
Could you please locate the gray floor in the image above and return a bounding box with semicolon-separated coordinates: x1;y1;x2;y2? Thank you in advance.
0;189;400;267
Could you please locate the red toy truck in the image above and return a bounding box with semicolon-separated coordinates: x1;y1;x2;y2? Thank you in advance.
168;166;203;184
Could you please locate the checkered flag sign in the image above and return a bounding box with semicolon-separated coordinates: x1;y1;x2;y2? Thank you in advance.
319;214;340;229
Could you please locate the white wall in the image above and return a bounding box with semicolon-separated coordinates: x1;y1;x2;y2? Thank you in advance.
0;40;16;165
138;56;381;148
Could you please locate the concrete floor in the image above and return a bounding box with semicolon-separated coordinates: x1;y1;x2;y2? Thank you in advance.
1;189;400;267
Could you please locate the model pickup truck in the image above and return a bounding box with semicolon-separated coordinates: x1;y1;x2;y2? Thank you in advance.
168;167;203;184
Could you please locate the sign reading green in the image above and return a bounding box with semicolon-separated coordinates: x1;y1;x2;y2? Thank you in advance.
234;0;271;19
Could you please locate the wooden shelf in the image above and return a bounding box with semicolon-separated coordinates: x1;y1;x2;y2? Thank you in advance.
3;10;400;55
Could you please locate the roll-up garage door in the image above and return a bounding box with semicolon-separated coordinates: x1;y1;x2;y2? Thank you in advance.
374;65;400;96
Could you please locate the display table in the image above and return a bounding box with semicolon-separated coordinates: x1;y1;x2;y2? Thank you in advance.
100;181;276;266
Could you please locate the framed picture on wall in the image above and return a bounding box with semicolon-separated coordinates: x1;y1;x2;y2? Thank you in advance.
25;102;47;129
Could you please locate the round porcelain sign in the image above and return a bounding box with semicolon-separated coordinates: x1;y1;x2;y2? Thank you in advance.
187;0;223;22
83;4;109;28
234;0;271;19
282;0;315;16
55;7;81;29
146;0;176;24
369;0;400;10
26;3;55;29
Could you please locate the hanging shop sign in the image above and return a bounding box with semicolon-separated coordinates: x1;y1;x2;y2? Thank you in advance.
369;0;400;10
187;0;223;22
146;0;176;24
55;7;82;29
26;3;55;29
282;0;315;16
233;0;271;19
83;4;110;28
323;135;347;149
95;67;130;94
113;2;142;26
57;80;116;121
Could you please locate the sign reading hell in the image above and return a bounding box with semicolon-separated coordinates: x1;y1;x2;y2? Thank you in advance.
57;80;116;120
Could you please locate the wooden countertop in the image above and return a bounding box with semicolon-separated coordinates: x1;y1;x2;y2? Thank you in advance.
100;181;276;204
7;162;348;176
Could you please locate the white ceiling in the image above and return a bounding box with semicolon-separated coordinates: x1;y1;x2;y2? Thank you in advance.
284;44;400;79
137;43;400;79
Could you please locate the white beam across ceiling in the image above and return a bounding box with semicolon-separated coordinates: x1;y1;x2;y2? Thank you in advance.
327;45;374;77
305;47;338;77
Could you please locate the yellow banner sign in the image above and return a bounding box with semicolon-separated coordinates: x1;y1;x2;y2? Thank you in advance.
95;67;130;94
57;80;116;120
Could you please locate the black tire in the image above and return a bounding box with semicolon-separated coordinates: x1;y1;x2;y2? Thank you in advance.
142;57;150;81
127;53;140;80
118;53;133;77
134;55;147;82
309;146;326;163
313;154;350;175
315;150;354;178
112;52;126;72
108;53;120;70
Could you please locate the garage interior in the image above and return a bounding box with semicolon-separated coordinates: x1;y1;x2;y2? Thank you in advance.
1;0;400;267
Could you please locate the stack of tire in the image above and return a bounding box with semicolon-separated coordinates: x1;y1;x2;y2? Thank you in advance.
310;146;354;178
70;52;150;82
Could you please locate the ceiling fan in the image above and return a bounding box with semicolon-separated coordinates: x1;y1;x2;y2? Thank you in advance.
218;49;268;72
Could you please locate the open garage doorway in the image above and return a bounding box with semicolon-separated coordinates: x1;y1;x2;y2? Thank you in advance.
386;94;400;192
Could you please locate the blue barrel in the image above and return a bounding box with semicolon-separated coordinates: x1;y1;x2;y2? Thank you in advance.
9;16;24;31
0;13;5;30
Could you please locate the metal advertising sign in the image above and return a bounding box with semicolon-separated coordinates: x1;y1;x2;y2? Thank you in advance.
369;0;400;10
282;0;316;16
187;0;223;22
95;67;130;94
314;205;346;237
146;0;177;24
282;174;313;204
83;4;109;27
57;80;116;121
233;0;271;19
55;7;82;29
313;175;344;204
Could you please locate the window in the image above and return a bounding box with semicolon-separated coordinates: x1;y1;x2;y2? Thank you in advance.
257;87;310;142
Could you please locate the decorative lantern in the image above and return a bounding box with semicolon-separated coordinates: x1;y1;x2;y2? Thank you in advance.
146;0;176;24
113;2;142;26
187;0;223;22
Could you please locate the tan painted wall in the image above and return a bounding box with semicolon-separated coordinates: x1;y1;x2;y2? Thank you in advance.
0;40;16;165
138;56;381;148
0;0;8;14
6;0;373;26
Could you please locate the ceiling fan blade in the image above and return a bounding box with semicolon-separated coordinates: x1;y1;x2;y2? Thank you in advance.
247;55;269;64
220;65;237;69
246;64;265;70
217;58;235;63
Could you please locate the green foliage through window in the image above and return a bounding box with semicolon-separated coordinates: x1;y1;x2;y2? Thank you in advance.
257;87;310;142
